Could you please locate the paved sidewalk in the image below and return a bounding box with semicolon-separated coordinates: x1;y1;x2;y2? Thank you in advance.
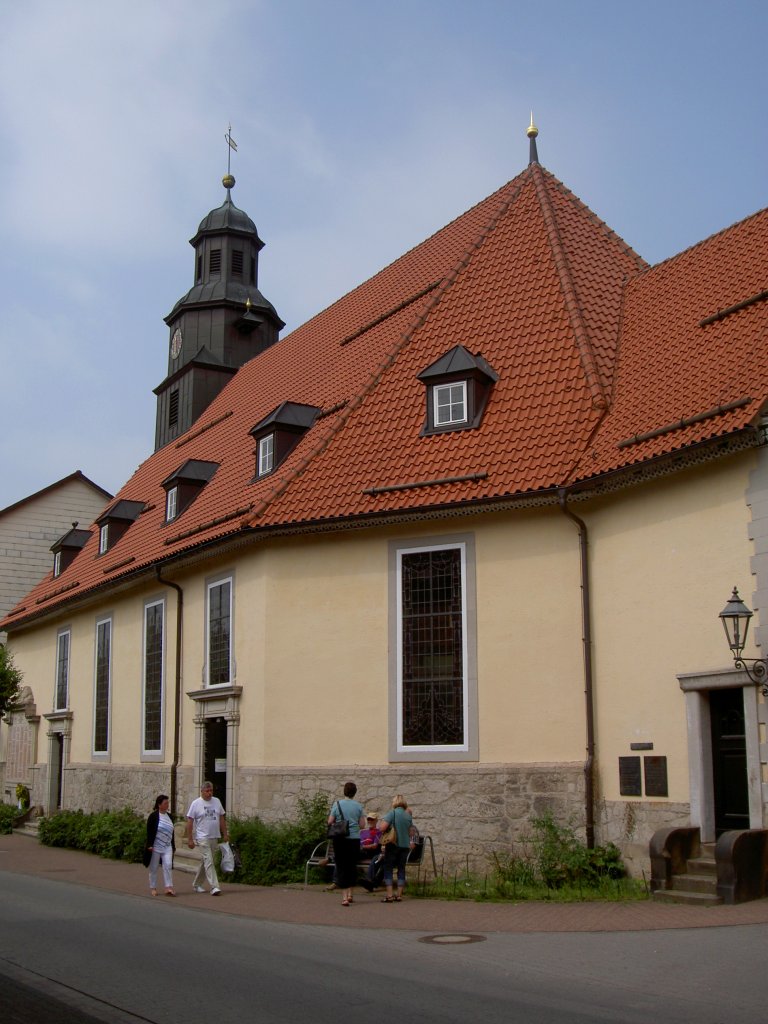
2;833;768;934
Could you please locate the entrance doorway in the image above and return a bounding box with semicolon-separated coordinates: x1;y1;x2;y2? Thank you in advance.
709;687;750;835
52;734;64;810
203;717;227;808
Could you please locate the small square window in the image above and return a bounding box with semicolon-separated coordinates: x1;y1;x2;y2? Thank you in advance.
434;382;467;425
166;486;178;522
99;524;109;554
258;434;274;476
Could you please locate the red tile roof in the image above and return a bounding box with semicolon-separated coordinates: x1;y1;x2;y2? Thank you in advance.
5;162;767;629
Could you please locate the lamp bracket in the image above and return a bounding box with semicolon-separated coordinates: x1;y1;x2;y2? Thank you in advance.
734;657;768;696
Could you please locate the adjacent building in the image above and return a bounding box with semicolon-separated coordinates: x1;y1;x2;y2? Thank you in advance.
0;471;112;801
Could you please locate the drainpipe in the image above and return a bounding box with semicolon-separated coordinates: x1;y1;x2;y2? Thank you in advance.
558;489;596;849
156;567;183;818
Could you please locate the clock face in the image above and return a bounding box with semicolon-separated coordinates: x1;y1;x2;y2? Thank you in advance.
170;327;183;359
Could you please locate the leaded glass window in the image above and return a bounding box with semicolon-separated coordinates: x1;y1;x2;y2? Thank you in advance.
207;578;232;686
143;601;164;752
55;630;70;711
400;547;464;746
94;618;111;753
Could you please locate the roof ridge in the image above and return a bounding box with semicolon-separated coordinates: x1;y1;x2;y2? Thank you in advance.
537;166;649;272
531;163;608;411
282;169;534;337
244;173;534;525
644;204;768;275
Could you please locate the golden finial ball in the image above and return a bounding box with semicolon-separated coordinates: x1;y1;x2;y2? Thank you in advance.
526;120;538;138
222;173;236;189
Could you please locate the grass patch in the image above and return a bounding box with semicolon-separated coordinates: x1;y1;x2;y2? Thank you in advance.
409;813;649;903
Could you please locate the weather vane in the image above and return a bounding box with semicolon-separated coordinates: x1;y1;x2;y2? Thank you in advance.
223;124;238;190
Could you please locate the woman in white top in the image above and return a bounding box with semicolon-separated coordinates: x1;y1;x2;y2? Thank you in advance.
144;794;176;896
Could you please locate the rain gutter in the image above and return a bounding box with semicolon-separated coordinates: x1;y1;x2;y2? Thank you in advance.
558;488;596;848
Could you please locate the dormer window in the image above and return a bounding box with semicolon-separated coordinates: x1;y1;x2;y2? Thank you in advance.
434;381;467;426
418;345;498;435
166;485;179;522
51;522;92;576
96;500;145;555
161;460;219;523
258;434;274;477
249;402;321;480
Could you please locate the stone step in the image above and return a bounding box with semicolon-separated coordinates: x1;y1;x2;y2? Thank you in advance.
687;856;717;875
652;888;723;907
12;822;40;838
669;872;718;895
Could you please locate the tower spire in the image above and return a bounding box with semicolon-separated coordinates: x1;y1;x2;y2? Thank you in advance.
223;124;237;193
527;112;539;165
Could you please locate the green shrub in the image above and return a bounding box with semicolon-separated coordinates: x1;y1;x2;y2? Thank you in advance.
229;790;329;885
38;809;88;848
481;812;629;899
0;802;21;835
38;808;145;862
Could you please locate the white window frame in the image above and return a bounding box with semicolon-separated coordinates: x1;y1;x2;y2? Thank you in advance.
92;616;112;758
258;433;275;476
389;535;478;762
99;523;109;554
141;598;165;759
53;550;62;577
54;628;71;711
433;381;467;426
166;485;178;522
205;575;233;687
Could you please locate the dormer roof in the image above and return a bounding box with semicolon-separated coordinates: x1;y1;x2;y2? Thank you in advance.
50;526;92;553
417;345;499;384
96;500;145;525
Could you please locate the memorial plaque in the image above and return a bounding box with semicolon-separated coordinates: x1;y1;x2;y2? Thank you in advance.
619;756;642;796
644;755;668;797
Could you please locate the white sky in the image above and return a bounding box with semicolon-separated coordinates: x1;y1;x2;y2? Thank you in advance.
0;0;766;509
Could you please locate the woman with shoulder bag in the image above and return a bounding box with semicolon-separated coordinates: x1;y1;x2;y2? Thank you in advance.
378;794;413;903
327;781;366;907
144;794;176;897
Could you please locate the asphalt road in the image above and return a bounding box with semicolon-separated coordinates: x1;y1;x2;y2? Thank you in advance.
1;870;766;1024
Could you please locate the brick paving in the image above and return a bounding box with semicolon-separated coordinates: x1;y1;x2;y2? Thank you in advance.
2;833;767;934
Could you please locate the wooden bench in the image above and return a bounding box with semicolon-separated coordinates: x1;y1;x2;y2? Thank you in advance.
304;835;436;888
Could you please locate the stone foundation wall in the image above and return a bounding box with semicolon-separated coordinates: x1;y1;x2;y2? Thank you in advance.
41;763;196;818
235;761;586;876
23;757;693;879
596;798;691;879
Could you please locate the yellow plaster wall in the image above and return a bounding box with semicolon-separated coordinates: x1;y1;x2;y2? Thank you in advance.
584;454;755;802
4;448;757;813
224;512;587;767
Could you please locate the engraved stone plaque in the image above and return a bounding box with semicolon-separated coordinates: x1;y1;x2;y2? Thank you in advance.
644;755;669;797
619;756;642;796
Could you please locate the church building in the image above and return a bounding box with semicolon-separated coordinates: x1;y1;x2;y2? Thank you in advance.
2;122;767;878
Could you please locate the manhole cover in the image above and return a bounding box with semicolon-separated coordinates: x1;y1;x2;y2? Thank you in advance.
418;934;486;945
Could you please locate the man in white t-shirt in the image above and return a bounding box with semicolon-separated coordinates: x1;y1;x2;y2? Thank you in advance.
186;781;228;895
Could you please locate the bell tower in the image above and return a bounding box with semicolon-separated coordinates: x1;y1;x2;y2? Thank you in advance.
153;139;284;450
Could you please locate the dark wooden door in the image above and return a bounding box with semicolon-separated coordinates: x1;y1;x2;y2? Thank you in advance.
709;687;750;835
203;717;227;808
